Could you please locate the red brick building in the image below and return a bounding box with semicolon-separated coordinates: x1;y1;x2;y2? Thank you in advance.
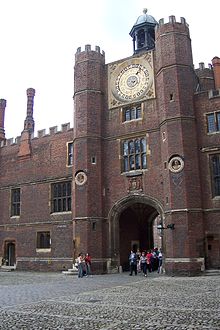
0;11;220;275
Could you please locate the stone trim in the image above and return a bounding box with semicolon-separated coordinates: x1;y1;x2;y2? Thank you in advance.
16;257;73;262
0;219;72;228
166;258;204;263
74;217;108;221
164;208;203;214
0;175;72;190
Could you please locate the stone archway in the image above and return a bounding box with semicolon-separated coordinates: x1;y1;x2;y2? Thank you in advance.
108;194;164;271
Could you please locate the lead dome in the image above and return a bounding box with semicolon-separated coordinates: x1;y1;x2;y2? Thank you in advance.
134;8;157;26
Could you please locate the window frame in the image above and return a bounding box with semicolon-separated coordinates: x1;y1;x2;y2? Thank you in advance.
11;188;21;217
121;137;147;173
210;153;220;197
36;231;51;250
122;104;142;123
206;111;220;133
51;181;72;213
67;141;73;166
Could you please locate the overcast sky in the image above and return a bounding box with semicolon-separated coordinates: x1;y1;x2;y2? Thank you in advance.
0;0;219;139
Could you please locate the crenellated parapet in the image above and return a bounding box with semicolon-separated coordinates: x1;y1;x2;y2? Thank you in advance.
155;15;193;73
74;44;106;105
75;44;105;64
76;44;105;56
155;16;190;43
157;15;188;27
194;62;215;92
0;122;73;148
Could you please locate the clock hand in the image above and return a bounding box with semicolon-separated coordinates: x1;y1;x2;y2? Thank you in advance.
136;68;141;75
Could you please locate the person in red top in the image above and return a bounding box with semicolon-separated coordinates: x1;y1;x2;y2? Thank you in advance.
85;253;92;276
146;250;153;273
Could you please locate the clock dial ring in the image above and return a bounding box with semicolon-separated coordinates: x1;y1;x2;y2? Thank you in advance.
115;64;150;101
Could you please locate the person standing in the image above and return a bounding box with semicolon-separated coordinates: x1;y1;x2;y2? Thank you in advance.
129;250;137;276
77;253;84;278
146;250;152;273
140;251;147;277
136;248;141;273
158;249;163;274
85;253;92;276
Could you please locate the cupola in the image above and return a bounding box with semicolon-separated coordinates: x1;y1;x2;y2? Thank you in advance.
130;9;157;54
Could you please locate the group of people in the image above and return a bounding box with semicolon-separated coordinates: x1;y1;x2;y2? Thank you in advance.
129;248;163;276
76;253;92;278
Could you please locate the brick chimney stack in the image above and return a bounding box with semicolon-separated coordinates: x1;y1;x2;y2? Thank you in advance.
24;88;35;134
18;88;35;159
212;56;220;89
0;99;6;141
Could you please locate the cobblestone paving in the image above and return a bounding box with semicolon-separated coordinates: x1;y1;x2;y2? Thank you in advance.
0;271;219;329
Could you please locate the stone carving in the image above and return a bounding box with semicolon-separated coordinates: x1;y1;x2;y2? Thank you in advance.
128;176;143;192
168;156;184;173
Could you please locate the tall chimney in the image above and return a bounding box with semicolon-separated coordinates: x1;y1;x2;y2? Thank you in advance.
24;88;35;134
212;57;220;90
0;99;6;141
18;88;35;159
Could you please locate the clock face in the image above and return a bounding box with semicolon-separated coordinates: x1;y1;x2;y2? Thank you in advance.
115;64;150;101
108;52;155;109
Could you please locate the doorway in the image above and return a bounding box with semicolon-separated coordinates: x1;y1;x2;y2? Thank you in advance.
109;195;164;272
119;203;160;270
205;234;220;269
4;241;16;266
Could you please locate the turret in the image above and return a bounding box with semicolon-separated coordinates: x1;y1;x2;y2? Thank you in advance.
73;45;105;267
194;62;214;92
155;16;203;275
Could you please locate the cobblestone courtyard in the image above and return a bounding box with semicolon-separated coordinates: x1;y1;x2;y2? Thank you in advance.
0;271;219;329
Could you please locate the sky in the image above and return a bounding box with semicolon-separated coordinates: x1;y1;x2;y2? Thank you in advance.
0;0;219;139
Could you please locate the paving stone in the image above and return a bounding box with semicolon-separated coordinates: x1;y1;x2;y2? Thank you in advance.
0;272;219;329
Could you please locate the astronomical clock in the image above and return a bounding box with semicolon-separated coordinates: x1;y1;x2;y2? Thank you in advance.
108;51;155;109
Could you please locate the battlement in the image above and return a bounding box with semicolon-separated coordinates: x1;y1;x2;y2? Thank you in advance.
196;62;213;71
209;89;220;99
0;122;73;148
76;45;105;57
157;16;188;27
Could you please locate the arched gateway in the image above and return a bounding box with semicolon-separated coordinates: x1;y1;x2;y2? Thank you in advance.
108;194;164;272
